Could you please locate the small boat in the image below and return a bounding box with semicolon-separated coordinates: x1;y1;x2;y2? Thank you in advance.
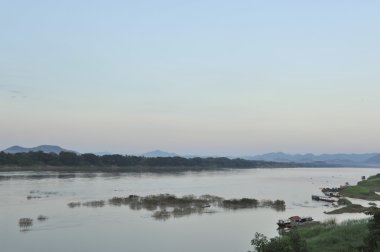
312;195;336;203
277;216;314;228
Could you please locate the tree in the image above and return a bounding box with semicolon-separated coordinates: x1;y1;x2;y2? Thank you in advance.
364;208;380;251
251;232;308;252
59;151;79;166
81;153;101;165
251;232;269;252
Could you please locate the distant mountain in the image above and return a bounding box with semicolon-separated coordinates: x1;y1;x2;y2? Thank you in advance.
93;152;113;156
366;154;380;164
3;145;72;154
244;152;379;166
142;150;179;158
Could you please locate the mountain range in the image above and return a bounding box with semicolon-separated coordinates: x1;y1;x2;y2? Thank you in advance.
3;145;72;154
141;150;179;157
244;152;380;166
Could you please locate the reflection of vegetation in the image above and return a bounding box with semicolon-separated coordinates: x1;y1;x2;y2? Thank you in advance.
262;200;286;211
82;200;105;208
0;175;11;181
19;218;33;231
37;215;48;221
0;151;319;173
27;190;58;200
71;194;285;220
18;216;49;232
251;219;369;252
222;198;258;209
152;209;171;220
340;173;380;201
27;195;41;200
67;202;81;208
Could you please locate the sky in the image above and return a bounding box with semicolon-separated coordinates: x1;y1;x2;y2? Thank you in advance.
0;0;380;156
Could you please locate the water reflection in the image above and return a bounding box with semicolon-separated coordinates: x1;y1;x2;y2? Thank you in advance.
2;168;379;252
27;190;59;200
67;202;81;208
82;200;105;208
0;172;102;181
37;215;48;221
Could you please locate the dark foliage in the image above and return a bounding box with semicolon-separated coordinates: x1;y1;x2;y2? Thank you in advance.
251;231;308;252
364;208;380;251
0;151;304;171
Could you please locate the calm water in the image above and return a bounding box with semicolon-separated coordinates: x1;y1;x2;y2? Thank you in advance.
1;168;379;252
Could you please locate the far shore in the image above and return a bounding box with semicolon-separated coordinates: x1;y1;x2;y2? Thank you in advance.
0;165;241;173
0;164;366;174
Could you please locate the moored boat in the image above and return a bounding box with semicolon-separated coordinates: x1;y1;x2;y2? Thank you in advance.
312;195;336;203
277;216;314;228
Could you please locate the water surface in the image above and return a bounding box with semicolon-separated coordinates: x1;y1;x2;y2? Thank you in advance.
1;168;379;252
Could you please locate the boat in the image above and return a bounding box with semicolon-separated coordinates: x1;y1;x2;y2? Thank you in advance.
277;216;314;228
312;195;336;203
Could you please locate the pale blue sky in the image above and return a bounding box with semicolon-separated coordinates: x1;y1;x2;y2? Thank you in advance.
1;0;379;155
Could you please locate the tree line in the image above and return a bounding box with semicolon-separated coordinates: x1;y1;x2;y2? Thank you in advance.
0;151;300;169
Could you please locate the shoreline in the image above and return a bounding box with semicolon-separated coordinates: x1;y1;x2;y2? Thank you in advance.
1;165;378;174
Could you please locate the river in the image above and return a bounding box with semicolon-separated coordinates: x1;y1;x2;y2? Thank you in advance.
1;167;379;252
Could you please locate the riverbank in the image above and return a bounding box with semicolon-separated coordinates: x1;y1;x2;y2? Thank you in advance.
292;219;369;252
0;165;239;173
340;173;380;200
0;152;340;173
252;219;369;252
0;163;332;173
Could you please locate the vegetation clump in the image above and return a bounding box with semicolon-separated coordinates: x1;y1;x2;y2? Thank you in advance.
222;198;258;209
27;190;58;200
72;194;285;220
37;215;48;221
26;195;41;200
82;200;105;208
337;198;352;206
18;218;33;231
67;202;81;208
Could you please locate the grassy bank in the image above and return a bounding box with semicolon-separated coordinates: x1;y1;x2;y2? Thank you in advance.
340;173;380;201
252;219;370;252
297;219;369;252
325;204;370;214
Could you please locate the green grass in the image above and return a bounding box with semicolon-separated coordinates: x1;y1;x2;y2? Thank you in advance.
340;174;380;200
297;219;369;252
325;204;369;214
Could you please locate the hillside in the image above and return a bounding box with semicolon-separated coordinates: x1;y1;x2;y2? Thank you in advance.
3;145;71;154
246;152;379;166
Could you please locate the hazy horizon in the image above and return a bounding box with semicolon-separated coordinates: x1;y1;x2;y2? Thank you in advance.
1;1;380;155
1;144;379;158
